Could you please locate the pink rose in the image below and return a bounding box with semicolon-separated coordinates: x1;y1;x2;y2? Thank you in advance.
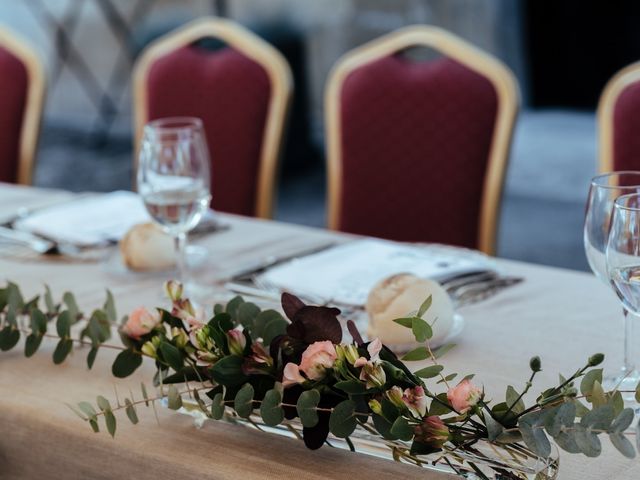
282;362;306;387
227;329;246;356
447;379;482;414
299;341;337;380
122;307;160;340
403;386;428;418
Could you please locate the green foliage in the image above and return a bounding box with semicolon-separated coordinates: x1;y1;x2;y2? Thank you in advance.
158;342;183;371
390;416;414;441
125;399;139;424
112;349;143;378
62;292;79;321
167;385;182;410
211;393;225;420
416;295;433;318
329;400;357;438
53;338;73;364
260;389;284;426
234;383;254;418
297;390;320;428
401;346;429;362
103;290;117;323
413;365;444;379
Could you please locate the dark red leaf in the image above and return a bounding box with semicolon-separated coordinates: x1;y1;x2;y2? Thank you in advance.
292;306;342;344
281;293;306;320
347;320;364;346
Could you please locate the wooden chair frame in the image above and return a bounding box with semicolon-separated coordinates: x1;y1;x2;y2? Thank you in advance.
0;27;46;185
598;61;640;173
324;25;519;255
133;17;292;218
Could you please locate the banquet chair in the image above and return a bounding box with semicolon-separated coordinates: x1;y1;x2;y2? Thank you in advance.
0;27;45;185
325;26;518;255
598;61;640;172
133;17;292;218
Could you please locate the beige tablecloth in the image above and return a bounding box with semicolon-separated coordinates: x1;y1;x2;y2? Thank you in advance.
0;184;637;479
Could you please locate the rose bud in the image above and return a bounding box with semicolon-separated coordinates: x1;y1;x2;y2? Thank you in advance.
414;416;450;448
141;340;157;358
164;280;183;301
447;379;482;414
368;399;382;415
299;341;337;381
336;344;360;365
171;327;189;349
385;386;405;409
122;307;160;340
227;329;247;356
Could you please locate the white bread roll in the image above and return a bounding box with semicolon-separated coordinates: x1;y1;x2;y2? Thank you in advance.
120;223;175;271
366;273;454;347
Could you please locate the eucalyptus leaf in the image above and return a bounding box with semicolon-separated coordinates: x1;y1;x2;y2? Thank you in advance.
262;318;288;345
234;383;254;418
260;389;284;426
211;392;225;420
55;310;71;338
0;326;19;351
544;402;575;437
104;411;116;437
506;386;525;414
553;431;581;454
104;290;117;322
401;346;429;362
112;349;143;378
167;385;182;410
411;317;432;342
296;389;320;428
390;416;414;441
413;365;444;379
580;369;603;397
432;343;456;359
125;399;139;424
392;318;414;328
44;285;56;314
87;347;98;369
237;302;260;329
485;414;504;441
329;400;357;438
30;309;47;335
252;309;284;339
78;401;98;420
610;408;634;433
574;424;601;457
610;432;636;458
24;333;43;357
96;395;111;412
63;291;79;321
636;381;640;403
226;296;245;318
52;338;73;364
417;295;433;318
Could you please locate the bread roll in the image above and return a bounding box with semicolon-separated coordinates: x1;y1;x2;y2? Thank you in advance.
120;223;175;271
366;273;455;347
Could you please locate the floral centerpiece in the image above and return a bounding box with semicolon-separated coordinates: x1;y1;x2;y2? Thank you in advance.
1;280;639;479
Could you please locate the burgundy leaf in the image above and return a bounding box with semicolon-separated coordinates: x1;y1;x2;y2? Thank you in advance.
347;320;364;346
293;306;342;344
281;293;306;320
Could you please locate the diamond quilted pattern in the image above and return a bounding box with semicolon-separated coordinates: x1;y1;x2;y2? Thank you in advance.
147;45;271;216
337;55;498;249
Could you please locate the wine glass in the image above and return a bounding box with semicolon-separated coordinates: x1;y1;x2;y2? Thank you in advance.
584;172;640;391
137;117;211;286
606;192;640;403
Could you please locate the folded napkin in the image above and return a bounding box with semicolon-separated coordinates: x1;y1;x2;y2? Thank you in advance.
258;239;496;307
14;191;151;246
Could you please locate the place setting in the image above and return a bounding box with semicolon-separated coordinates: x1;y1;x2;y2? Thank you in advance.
3;6;640;480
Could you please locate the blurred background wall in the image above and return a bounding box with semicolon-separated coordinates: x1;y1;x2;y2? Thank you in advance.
2;0;639;270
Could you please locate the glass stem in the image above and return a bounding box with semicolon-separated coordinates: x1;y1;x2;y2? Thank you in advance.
623;308;636;375
174;232;187;283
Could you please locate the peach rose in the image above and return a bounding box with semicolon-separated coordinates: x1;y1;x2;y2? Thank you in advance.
447;379;482;414
299;340;337;380
122;307;160;340
282;362;306;387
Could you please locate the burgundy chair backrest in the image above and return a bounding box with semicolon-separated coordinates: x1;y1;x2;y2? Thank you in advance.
146;43;271;216
0;45;28;183
337;55;498;249
612;81;640;171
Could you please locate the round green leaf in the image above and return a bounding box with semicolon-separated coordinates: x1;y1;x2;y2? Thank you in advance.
260;389;284;426
211;393;225;420
112;349;143;378
234;383;254;418
0;327;19;351
329;400;358;438
56;310;72;338
159;342;184;372
24;333;43;357
296;389;320;428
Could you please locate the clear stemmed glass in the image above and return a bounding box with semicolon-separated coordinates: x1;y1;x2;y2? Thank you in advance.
137;117;211;286
584;171;640;391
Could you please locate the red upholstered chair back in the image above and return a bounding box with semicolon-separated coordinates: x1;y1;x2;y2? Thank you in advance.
0;28;45;185
598;62;640;173
134;18;292;218
326;27;518;254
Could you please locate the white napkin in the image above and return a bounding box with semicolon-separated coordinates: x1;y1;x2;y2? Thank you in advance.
14;191;151;246
258;239;496;306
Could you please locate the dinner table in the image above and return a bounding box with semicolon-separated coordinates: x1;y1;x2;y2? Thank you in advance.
0;183;637;480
